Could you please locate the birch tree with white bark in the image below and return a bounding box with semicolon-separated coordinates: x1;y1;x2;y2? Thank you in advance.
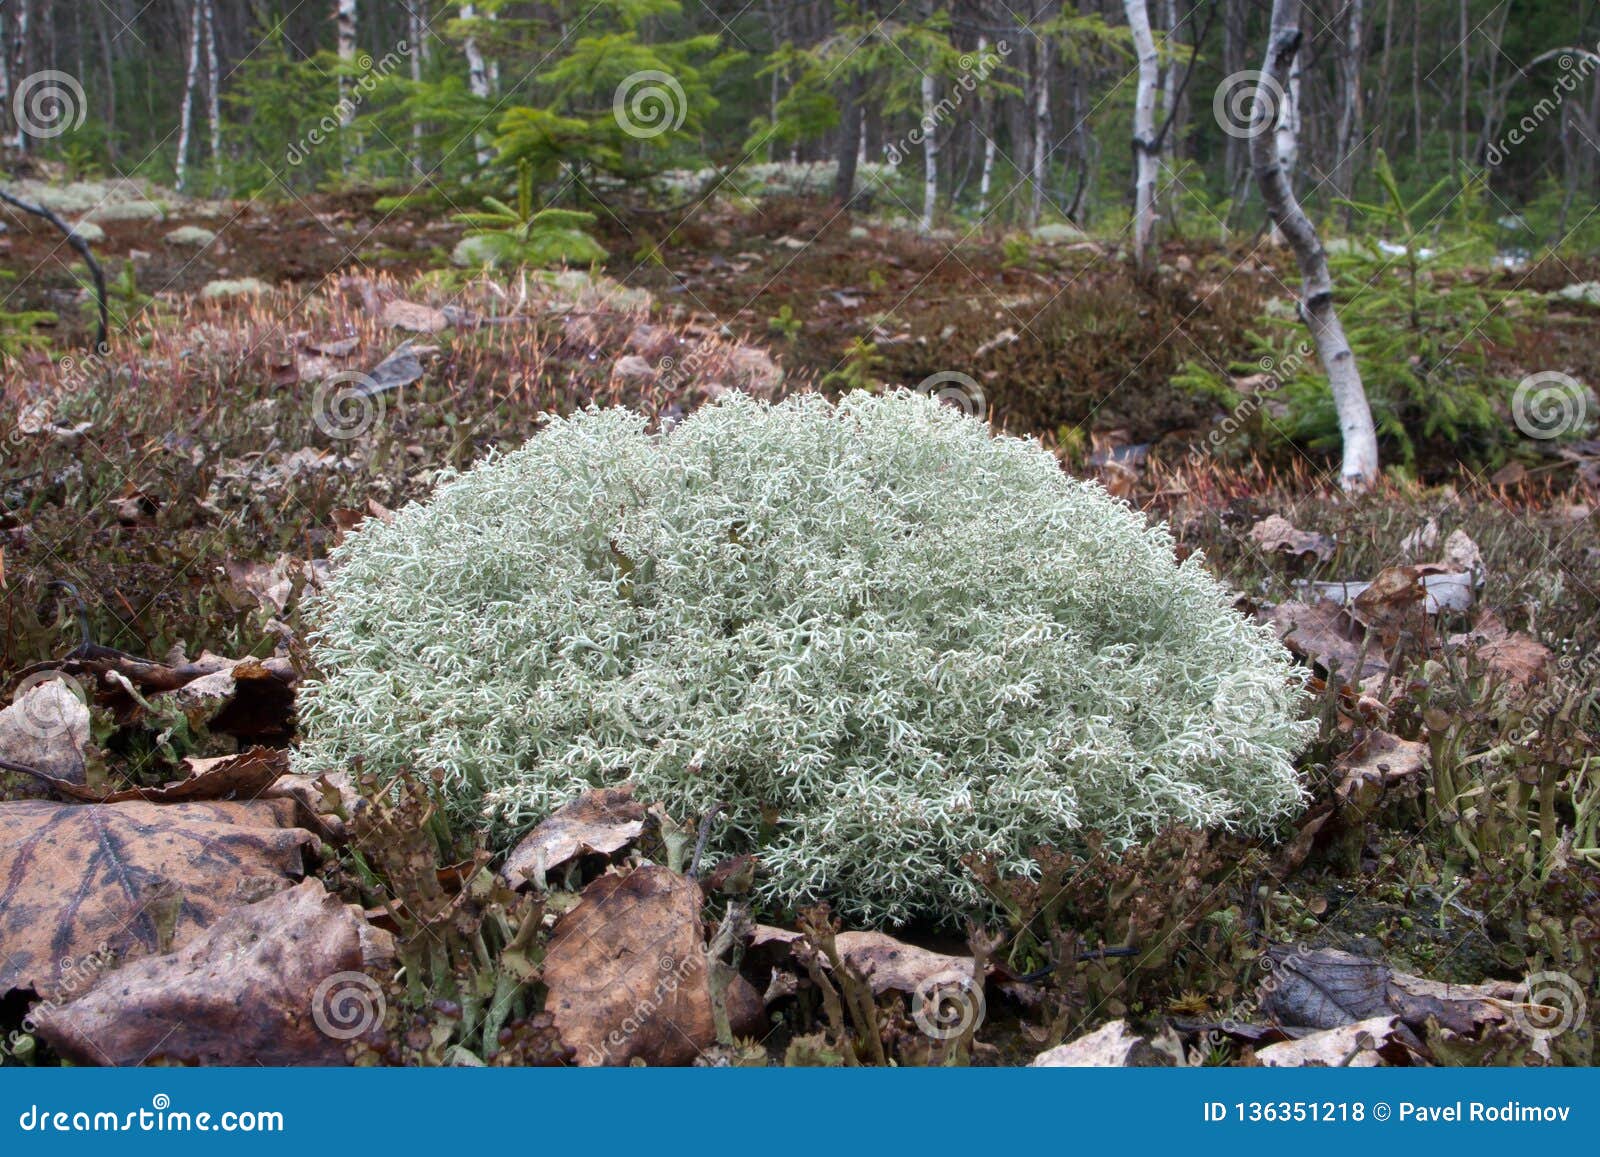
202;0;221;181
1250;0;1379;489
460;3;492;166
1125;0;1159;267
920;70;939;233
175;0;202;190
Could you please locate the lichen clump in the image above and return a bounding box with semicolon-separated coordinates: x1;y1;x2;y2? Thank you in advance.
296;391;1311;923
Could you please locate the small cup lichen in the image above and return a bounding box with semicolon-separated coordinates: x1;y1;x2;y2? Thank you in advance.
294;390;1311;924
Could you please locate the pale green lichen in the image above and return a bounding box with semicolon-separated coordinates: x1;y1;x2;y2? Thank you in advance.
295;391;1311;924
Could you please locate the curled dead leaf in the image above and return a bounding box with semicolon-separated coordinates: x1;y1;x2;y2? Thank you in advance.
35;879;394;1065
0;797;316;999
502;786;646;889
542;865;762;1065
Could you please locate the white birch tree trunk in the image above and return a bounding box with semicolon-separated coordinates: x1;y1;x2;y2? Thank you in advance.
1333;0;1363;202
337;0;357;121
976;34;996;219
1125;0;1160;267
0;9;10;151
202;0;221;181
1029;43;1050;228
175;0;201;191
409;3;426;170
920;71;938;233
10;0;30;151
461;3;491;165
486;8;500;95
1250;0;1379;490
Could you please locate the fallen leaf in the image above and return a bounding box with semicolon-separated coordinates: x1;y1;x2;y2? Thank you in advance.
1250;515;1335;563
1441;528;1484;577
224;555;326;615
1254;1016;1410;1066
1476;633;1551;689
542;865;762;1065
1335;731;1429;811
1258;946;1518;1038
380;299;448;333
46;747;289;804
1400;519;1439;555
361;342;424;394
307;335;360;357
36;879;394;1065
1265;600;1385;681
502;786;646;888
833;930;976;997
1030;1019;1179;1067
0;797;316;998
0;677;90;785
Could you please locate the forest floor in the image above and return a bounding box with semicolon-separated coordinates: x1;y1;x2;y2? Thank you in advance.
1;173;1598;1067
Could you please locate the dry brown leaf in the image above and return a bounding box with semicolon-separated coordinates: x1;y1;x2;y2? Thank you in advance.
502;786;647;888
1254;1016;1409;1066
1030;1019;1180;1067
542;865;762;1065
46;747;289;804
1250;515;1335;563
1265;600;1386;681
0;677;90;785
833;930;976;996
1335;731;1429;811
1476;633;1552;689
380;299;448;333
36;879;394;1065
1258;946;1516;1039
0;797;316;999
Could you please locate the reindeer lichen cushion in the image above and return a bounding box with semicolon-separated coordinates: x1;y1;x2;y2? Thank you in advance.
295;391;1311;923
